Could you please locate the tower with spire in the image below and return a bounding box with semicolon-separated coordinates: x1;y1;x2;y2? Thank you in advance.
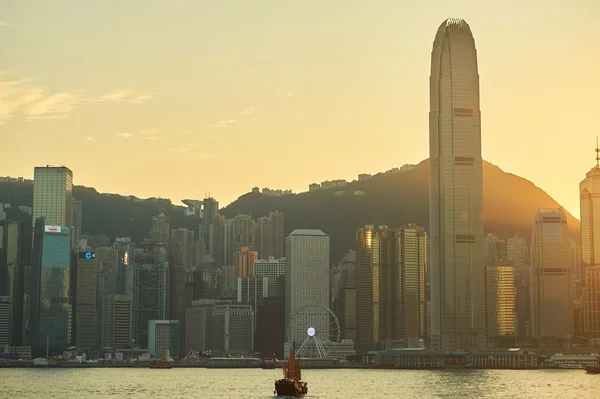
581;138;600;337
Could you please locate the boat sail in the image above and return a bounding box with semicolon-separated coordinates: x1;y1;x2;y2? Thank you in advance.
274;344;307;397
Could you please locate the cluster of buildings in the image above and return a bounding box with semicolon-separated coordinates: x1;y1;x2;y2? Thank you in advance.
0;166;341;361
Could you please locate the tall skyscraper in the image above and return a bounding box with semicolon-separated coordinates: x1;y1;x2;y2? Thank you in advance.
203;197;219;254
71;199;83;246
428;18;485;350
530;208;574;339
507;233;530;339
285;229;330;346
0;221;26;345
101;294;131;349
33;166;73;229
169;228;194;355
149;212;170;245
74;251;99;351
581;144;600;336
30;218;72;356
253;257;286;297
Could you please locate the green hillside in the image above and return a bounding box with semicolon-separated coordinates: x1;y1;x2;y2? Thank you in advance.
0;159;578;263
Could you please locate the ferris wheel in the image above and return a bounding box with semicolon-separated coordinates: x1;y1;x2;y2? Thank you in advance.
287;304;341;359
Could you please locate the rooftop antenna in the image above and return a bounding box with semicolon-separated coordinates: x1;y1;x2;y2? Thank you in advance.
595;137;600;167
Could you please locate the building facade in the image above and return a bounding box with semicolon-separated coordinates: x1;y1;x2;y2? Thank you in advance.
101;294;131;349
30;218;72;356
234;247;258;280
530;208;574;340
148;320;179;357
32;166;73;229
285;229;330;346
485;260;516;341
428;18;486;350
212;304;254;355
74;251;99;351
253;257;286;297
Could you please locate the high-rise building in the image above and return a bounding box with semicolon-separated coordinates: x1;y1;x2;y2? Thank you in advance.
212;304;254;355
398;224;427;348
428;18;485;350
234;247;258;280
485;260;516;342
203;197;219;255
169;228;195;355
337;250;356;342
237;276;268;331
101;294;131;349
32;166;73;229
0;297;10;349
229;215;257;261
256;211;285;259
71;199;82;246
285;229;329;346
185;299;230;353
0;221;26;345
253;257;286;297
507;233;530;339
194;254;218;300
530;208;574;340
581;147;600;336
30;218;72;356
210;215;228;268
126;244;168;348
74;251;98;351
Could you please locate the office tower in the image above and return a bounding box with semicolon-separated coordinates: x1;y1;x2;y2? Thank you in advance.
211;215;228;267
169;228;195;355
218;265;236;298
581;147;600;336
101;295;131;349
30;218;72;356
507;233;530;339
194;254;218;299
114;238;133;296
398;224;427;348
485;260;516;343
355;226;390;352
32;166;73;228
253;257;286;297
203;197;219;254
285;229;329;346
257;211;285;259
337;250;356;341
234;247;258;279
148;212;170;245
96;246;119;299
237;276;268;331
148;320;179;357
185;299;228;353
74;251;99;351
229;215;257;259
428;18;485;350
212;304;254;355
126;244;168;348
0;221;25;345
484;234;507;261
71;199;82;246
530;208;574;339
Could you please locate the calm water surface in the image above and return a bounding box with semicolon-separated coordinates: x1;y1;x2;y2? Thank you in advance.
0;368;597;398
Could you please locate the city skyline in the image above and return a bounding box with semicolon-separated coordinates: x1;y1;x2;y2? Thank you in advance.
2;1;599;216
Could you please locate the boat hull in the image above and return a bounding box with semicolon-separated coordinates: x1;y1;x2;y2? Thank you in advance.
149;363;172;369
274;379;307;397
585;366;600;374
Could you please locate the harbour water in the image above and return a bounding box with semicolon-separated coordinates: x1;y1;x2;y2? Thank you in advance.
0;368;598;398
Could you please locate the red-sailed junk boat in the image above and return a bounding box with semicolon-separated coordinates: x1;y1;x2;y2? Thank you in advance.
274;345;307;397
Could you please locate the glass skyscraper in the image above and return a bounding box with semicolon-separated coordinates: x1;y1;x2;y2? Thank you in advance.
30;217;72;356
428;18;486;350
32;166;73;229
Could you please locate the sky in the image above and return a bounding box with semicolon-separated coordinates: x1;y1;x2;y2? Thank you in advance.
1;0;599;217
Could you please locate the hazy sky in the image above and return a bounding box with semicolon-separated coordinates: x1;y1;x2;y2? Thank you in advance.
1;0;599;217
